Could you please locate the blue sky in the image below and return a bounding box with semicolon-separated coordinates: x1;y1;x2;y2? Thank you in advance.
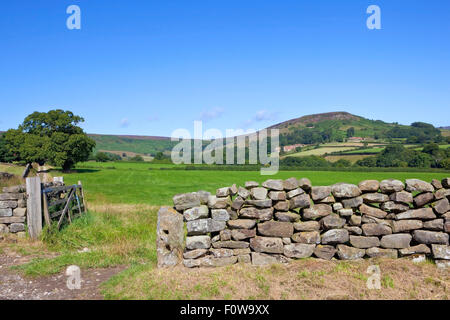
1;0;449;136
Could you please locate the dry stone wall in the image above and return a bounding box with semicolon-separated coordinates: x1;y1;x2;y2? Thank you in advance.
0;181;65;238
0;185;27;235
157;177;450;268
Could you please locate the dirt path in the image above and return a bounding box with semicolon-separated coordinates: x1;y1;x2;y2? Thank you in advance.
0;253;126;300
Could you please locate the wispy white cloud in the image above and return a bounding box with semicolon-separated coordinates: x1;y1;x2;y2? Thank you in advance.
120;118;130;128
199;107;225;122
243;110;280;127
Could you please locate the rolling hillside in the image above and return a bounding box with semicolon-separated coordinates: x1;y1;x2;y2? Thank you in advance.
89;134;178;156
88;112;444;156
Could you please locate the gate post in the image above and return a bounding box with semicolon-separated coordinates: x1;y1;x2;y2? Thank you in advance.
26;176;42;240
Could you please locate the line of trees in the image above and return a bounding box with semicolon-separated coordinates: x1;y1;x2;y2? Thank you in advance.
355;143;450;169
280;143;450;170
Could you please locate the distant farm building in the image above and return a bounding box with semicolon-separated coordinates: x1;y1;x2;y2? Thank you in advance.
283;144;306;152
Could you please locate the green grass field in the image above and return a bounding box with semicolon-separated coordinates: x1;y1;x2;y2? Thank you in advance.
282;147;357;158
340;147;385;155
59;162;450;206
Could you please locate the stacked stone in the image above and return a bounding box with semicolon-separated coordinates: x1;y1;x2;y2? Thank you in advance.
0;185;27;235
167;177;450;268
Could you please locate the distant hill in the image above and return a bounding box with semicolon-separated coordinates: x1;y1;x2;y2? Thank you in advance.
268;111;362;130
87;111;443;155
269;112;412;146
88;134;178;156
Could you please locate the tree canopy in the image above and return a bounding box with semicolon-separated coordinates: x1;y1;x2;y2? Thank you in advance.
3;110;95;171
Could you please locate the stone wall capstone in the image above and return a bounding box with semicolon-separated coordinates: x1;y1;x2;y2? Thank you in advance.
157;178;450;268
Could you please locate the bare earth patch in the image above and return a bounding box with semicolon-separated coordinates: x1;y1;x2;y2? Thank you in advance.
0;252;125;300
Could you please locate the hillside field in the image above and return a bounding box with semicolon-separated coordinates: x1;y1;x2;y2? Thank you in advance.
59;162;450;205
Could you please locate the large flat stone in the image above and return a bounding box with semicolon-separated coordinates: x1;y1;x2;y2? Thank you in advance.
258;221;294;238
331;183;361;198
289;194;311;210
321;229;349;244
239;207;273;221
250;236;284;254
342;197;363;208
358;180;380;192
268;191;286;201
227;219;256;229
396;208;436;220
380;179;404;193
398;244;431;256
366;247;398;259
381;201;409;213
275;211;300;222
186;218;226;235
0;216;26;224
9;223;25;233
283;178;299;191
251;187;268;200
173;193;201;211
320;214;346;230
389;191;413;204
231;228;256;240
293;220;320;231
362;223;392;236
361;193;389;204
284;243;315;259
302;204;332;219
314;245;337;260
0;200;18;209
311;186;332;201
251;252;290;266
262;179;284;191
431;244;450;260
186;236;211;250
413;192;434;207
413;230;449;245
433;198;450;215
423;219;444;231
359;204;387;219
0;208;13;217
405;179;434;193
349;236;380;249
392;220;423;233
183;205;209;221
212;240;250;249
292;231;321;244
245;199;273;208
211;209;230;221
336;245;365;260
380;234;412;249
273;200;290;212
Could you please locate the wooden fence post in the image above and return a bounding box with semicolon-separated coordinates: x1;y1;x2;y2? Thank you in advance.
26;176;42;240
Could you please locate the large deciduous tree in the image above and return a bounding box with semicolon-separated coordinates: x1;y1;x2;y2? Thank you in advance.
4;110;95;171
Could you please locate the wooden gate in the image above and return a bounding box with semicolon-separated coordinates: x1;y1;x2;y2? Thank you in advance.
26;177;87;239
42;181;87;230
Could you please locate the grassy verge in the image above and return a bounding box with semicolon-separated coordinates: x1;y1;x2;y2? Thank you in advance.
10;204;158;277
101;258;448;300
